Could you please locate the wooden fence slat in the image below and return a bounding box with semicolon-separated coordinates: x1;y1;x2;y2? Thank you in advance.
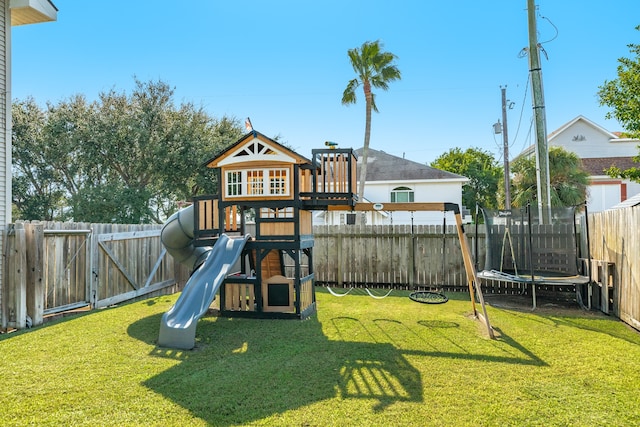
25;223;44;326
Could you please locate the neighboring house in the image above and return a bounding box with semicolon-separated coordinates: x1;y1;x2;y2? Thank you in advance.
1;1;57;316
315;147;469;226
517;116;640;212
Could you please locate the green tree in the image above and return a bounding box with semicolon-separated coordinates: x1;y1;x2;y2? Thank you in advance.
511;147;589;208
342;40;401;204
12;78;243;223
430;147;503;211
598;25;640;182
12;98;67;220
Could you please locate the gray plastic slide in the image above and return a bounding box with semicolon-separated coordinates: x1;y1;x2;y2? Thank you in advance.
157;205;250;349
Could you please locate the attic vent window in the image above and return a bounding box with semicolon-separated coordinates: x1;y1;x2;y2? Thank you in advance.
572;134;586;141
391;186;414;203
232;141;280;159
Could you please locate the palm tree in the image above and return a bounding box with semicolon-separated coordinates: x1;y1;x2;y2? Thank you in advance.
342;40;401;205
511;146;590;208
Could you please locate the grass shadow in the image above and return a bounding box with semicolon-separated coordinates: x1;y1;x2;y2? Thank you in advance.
128;313;424;425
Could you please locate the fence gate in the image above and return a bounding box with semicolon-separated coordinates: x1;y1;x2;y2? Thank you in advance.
2;222;188;331
91;226;179;309
44;228;93;315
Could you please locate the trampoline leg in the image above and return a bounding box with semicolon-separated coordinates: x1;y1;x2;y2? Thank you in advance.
532;283;537;309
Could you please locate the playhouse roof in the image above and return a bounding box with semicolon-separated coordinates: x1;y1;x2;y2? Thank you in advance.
203;130;311;168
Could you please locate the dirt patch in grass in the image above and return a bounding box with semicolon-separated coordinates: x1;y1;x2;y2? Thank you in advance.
482;291;589;315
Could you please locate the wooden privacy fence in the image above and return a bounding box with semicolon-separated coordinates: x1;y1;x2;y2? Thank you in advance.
589;206;640;331
313;224;477;290
3;207;638;332
313;222;587;295
2;221;190;330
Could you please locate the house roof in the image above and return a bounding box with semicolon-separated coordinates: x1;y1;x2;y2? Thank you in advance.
203;130;311;168
610;192;640;210
581;157;638;176
11;0;58;26
354;148;468;182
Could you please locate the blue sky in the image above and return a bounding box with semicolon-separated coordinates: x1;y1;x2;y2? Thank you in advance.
11;0;640;164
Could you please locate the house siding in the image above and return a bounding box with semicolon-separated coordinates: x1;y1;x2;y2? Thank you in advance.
549;119;638;158
363;180;464;225
0;0;8;321
519;116;640;212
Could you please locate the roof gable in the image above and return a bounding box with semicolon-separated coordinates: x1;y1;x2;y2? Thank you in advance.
548;115;619;142
516;115;639;160
355;148;467;182
204;130;310;168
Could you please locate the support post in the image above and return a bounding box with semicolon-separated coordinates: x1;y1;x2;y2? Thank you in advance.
501;86;511;209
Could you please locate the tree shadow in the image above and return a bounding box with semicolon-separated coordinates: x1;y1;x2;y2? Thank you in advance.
127;309;545;426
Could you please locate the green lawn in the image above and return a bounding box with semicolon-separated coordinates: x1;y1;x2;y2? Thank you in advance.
1;288;639;426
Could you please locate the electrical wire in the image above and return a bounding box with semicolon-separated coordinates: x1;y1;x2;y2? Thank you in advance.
510;73;531;148
538;15;559;45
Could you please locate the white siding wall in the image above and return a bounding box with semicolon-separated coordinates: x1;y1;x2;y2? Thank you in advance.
548;118;640;212
0;0;8;320
588;180;640;212
550;120;639;158
316;179;466;226
588;184;622;212
363;180;464;225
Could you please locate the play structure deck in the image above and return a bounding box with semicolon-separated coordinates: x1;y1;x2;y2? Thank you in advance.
158;130;493;349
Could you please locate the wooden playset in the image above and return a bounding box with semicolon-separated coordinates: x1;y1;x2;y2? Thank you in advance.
188;129;493;337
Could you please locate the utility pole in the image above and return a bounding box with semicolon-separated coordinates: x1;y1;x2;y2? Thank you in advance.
501;86;511;209
527;0;551;219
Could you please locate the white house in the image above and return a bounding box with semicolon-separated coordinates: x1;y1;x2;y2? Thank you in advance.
517;116;640;212
1;1;57;315
315;147;469;226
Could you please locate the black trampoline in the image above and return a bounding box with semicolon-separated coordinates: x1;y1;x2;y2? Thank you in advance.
476;204;591;308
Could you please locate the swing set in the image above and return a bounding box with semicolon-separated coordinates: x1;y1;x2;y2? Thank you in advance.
326;202;494;339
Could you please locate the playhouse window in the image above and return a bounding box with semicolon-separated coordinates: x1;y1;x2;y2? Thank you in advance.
247;170;264;195
260;207;294;218
227;171;242;196
225;168;290;197
391;186;414;203
269;169;287;195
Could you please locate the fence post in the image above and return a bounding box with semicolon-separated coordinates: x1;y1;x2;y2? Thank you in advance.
89;225;100;308
1;227;8;330
337;226;343;286
5;223;27;329
25;222;45;326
